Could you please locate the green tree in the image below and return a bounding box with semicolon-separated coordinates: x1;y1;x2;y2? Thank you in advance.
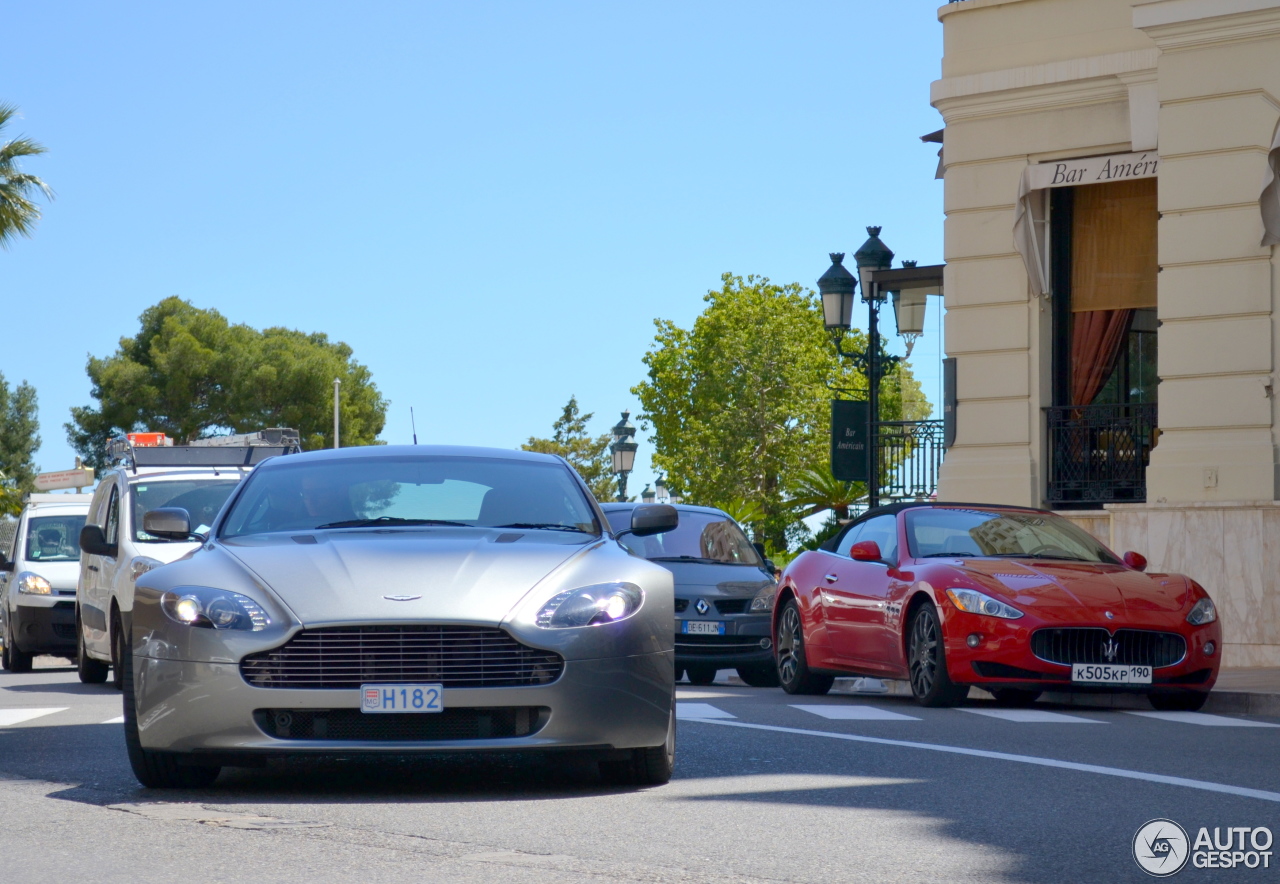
633;273;929;551
0;373;40;516
66;297;387;468
0;104;53;248
522;397;616;501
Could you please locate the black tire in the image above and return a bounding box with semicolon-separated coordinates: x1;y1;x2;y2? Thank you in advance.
121;623;221;789
675;666;686;684
1149;691;1208;712
736;664;780;688
111;611;126;691
907;603;968;707
990;688;1041;707
3;616;33;673
685;665;718;686
600;707;675;786
774;599;834;696
76;610;109;684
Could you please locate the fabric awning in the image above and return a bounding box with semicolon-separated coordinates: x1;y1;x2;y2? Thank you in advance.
1263;120;1280;247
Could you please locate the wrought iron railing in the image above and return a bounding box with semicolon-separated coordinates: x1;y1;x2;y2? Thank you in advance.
1045;403;1158;506
875;419;945;502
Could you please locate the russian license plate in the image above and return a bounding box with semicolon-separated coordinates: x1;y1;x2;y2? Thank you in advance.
682;620;725;636
361;684;444;713
1071;664;1152;684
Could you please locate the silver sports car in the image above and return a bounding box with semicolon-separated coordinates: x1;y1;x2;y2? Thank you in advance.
122;445;678;788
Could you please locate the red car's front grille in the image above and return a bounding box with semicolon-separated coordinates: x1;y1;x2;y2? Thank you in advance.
1031;628;1186;668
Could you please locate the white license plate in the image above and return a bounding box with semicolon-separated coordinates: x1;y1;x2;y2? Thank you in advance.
682;620;725;635
1071;664;1152;684
361;683;444;713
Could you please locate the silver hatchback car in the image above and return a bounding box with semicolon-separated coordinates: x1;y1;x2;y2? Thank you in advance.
123;446;678;788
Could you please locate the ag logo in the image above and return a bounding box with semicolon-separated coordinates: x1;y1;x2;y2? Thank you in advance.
1133;819;1190;876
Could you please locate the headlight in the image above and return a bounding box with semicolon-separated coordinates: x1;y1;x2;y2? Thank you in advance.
16;572;52;595
750;586;776;612
130;557;164;583
536;583;643;628
161;587;270;631
945;587;1023;620
1186;597;1217;626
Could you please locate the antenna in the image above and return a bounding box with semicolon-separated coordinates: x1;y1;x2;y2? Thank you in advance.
410;407;418;445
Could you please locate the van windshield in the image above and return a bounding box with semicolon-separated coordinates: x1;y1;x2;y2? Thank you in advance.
25;515;87;563
132;480;241;540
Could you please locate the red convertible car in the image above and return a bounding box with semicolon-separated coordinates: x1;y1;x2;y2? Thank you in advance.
774;503;1221;710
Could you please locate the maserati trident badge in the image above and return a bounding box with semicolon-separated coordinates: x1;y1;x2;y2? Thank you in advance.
1102;638;1119;662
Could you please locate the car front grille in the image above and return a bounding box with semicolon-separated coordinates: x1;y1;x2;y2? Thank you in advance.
675;633;767;656
674;599;689;613
240;626;564;689
714;599;749;615
51;624;77;639
1031;628;1186;668
254;707;549;741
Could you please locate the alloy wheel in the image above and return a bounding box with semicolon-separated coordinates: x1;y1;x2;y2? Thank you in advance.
776;605;801;685
909;610;939;698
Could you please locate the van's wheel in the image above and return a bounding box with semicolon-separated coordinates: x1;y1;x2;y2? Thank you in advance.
600;707;675;786
908;604;968;707
3;616;32;673
775;599;833;695
76;610;109;684
111;611;126;691
121;625;221;789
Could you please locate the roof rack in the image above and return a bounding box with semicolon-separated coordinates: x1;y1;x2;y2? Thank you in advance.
105;428;302;471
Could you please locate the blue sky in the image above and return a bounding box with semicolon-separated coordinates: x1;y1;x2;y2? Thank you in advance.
2;1;945;496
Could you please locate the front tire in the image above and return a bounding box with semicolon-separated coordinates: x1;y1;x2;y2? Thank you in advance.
121;618;221;789
600;707;675;786
111;611;126;691
685;665;717;686
3;616;33;673
990;688;1041;707
1149;691;1208;712
775;599;833;695
76;610;109;684
908;604;968;707
736;664;780;688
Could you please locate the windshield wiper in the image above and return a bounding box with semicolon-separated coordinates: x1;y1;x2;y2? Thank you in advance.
314;517;470;529
494;523;594;534
648;555;724;564
989;552;1089;561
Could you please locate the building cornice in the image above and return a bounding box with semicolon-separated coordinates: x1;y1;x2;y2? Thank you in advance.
931;49;1157;108
937;0;1035;21
1135;0;1280;49
933;74;1130;123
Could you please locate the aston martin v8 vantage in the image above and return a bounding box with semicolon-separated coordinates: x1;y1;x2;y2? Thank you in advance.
123;446;678;788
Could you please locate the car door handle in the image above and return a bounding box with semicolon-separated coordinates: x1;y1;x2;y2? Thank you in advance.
87;565;99;572
824;574;838;583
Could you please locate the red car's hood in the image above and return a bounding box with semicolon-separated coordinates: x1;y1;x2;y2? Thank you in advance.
949;559;1191;615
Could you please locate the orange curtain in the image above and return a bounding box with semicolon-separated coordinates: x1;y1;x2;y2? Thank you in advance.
1071;309;1133;406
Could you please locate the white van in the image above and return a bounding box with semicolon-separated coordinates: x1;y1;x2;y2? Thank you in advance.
1;494;93;672
75;430;299;686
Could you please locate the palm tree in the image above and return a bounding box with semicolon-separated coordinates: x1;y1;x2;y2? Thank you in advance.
786;467;865;521
0;104;53;248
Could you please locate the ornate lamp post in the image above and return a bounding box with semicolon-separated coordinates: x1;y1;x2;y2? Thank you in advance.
640;484;655;503
609;411;638;502
654;476;670;504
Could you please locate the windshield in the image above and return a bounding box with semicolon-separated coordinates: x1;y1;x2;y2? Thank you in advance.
905;508;1118;564
610;509;763;566
220;455;600;538
132;479;242;541
25;515;87;563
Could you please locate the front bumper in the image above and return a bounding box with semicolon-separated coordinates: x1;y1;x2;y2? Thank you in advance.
674;613;772;668
134;649;674;755
10;600;76;655
941;608;1222;695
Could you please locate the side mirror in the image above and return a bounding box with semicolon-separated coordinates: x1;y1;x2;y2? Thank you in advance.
628;504;679;537
143;507;193;541
0;554;13;573
79;524;118;558
1123;551;1148;572
850;540;882;562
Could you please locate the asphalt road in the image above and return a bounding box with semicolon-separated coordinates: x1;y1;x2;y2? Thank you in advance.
2;660;1278;884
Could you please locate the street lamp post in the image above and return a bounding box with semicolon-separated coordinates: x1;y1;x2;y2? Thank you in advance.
654;476;669;504
609;411;638;502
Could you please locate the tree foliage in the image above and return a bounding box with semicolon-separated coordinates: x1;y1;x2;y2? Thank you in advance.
0;104;53;248
522;396;616;502
633;273;930;551
66;297;387;468
0;373;40;516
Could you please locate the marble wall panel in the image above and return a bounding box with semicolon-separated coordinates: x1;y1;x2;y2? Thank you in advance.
1221;508;1266;645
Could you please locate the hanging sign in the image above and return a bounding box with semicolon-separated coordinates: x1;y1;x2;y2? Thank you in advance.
831;400;869;483
33;467;95;491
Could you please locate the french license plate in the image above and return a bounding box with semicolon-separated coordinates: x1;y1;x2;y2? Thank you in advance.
682;620;725;636
361;683;444;713
1071;664;1152;684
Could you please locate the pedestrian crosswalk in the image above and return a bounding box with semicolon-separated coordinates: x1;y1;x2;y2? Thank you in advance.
0;707;121;728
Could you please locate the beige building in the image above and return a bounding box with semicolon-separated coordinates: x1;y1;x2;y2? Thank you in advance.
931;0;1280;666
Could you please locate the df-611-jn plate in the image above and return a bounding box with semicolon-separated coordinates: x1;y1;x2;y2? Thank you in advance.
361;684;444;713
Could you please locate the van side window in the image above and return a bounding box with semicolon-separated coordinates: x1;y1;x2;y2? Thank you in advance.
104;486;120;547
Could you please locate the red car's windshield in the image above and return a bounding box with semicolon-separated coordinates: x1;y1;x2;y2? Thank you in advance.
905;508;1118;564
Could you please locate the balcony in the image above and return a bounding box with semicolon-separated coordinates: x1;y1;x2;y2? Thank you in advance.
1044;403;1158;506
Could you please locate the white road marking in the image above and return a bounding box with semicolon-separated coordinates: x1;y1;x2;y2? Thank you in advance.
792;704;921;721
0;708;69;727
675;690;746;700
1126;711;1280;728
676;702;736;720
959;708;1104;724
101;716;125;724
687;718;1280;804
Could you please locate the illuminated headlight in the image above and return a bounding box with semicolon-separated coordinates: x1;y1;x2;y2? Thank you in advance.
130;557;164;583
750;587;776;612
16;572;52;595
1186;597;1217;626
536;583;643;628
945;588;1023;620
161;588;270;631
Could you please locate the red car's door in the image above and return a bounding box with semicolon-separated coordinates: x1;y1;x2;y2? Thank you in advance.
823;515;900;668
